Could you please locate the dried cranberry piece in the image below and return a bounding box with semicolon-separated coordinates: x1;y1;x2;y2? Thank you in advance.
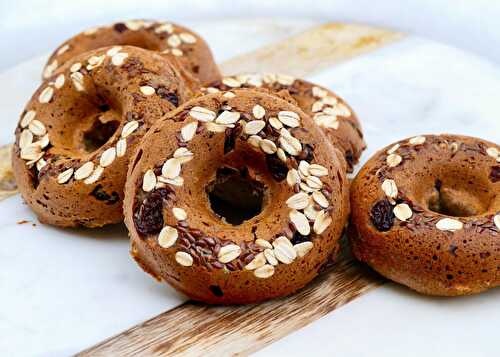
291;231;310;245
370;199;394;232
134;188;170;236
298;144;314;162
157;87;179;106
113;23;128;33
490;166;500;183
266;154;287;181
223;123;242;154
91;184;119;205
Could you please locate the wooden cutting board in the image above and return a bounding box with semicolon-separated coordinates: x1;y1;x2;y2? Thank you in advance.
1;23;402;356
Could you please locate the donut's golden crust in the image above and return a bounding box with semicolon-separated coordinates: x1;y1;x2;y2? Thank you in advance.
43;20;220;85
206;74;366;172
13;46;194;227
124;89;350;304
349;134;500;296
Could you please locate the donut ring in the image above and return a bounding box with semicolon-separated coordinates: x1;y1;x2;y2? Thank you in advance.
349;134;500;296
124;89;350;304
43;19;220;85
204;73;366;172
13;46;195;227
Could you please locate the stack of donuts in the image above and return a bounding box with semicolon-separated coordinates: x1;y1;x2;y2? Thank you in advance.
12;19;499;303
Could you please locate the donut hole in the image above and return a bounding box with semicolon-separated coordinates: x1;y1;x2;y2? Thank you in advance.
82;117;120;153
426;178;491;217
206;167;266;225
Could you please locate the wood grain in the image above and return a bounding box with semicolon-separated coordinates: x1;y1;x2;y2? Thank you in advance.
78;247;382;356
76;22;398;356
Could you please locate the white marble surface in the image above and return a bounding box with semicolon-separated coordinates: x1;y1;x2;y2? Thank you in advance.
1;18;500;357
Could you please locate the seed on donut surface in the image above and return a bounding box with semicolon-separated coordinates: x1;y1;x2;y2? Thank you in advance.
222;77;241;88
179;32;197;44
170;48;183;57
28;120;46;136
99;147;116;167
386;153;402;168
43;60;58;79
409;136;426;145
206;122;231;133
36;158;47;171
180;121;198;142
121;120;139;138
286;192;310;210
322;96;338;106
20;144;41;161
436;218;463;232
248;135;262;148
264;248;278;266
279;134;302;156
189;106;216;122
494;214;500;230
218;244;241;263
70;72;85;92
57;44;70;56
162;158;182;179
116;139;127;157
306;176;323;190
54;74;65;89
139;85;156;96
173;147;194;163
57;168;74;184
83;27;99;35
125;20;143;31
277;148;287;162
175;251;194;267
290;210;311;235
86;55;105;70
256;238;272;249
215;110;240;125
142;169;157;192
252;105;266;119
315;113;339;130
111;52;129;66
84;165;104;184
325;102;351;117
308;164;328;177
278;111;300;128
386;143;400;155
393;203;412;221
311;101;324;113
286;169;300;186
244;120;266;135
33;133;49;150
313;210;332;235
106;46;122;57
158;226;178;248
381;179;398;199
74;162;95;180
486;147;499;159
304;203;320;220
167;34;181;47
38;86;54;104
273;236;296;264
223;92;236;98
260;139;277;154
269;117;283;130
254;264;275;278
70;63;82;73
312;191;329;208
298;160;310;177
244;252;266;270
20;110;36;128
19;130;33;149
294;241;314;258
311;86;327;98
276;74;295;85
172;207;187;221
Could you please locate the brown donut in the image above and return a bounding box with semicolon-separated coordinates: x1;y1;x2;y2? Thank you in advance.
13;46;195;227
43;19;220;85
123;89;350;304
204;73;366;172
349;134;500;296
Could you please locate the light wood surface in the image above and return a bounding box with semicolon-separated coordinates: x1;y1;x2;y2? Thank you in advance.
3;22;402;356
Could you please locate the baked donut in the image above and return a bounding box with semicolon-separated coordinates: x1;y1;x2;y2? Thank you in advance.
13;46;195;227
124;89;350;304
43;19;220;84
349;134;500;296
204;73;366;172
